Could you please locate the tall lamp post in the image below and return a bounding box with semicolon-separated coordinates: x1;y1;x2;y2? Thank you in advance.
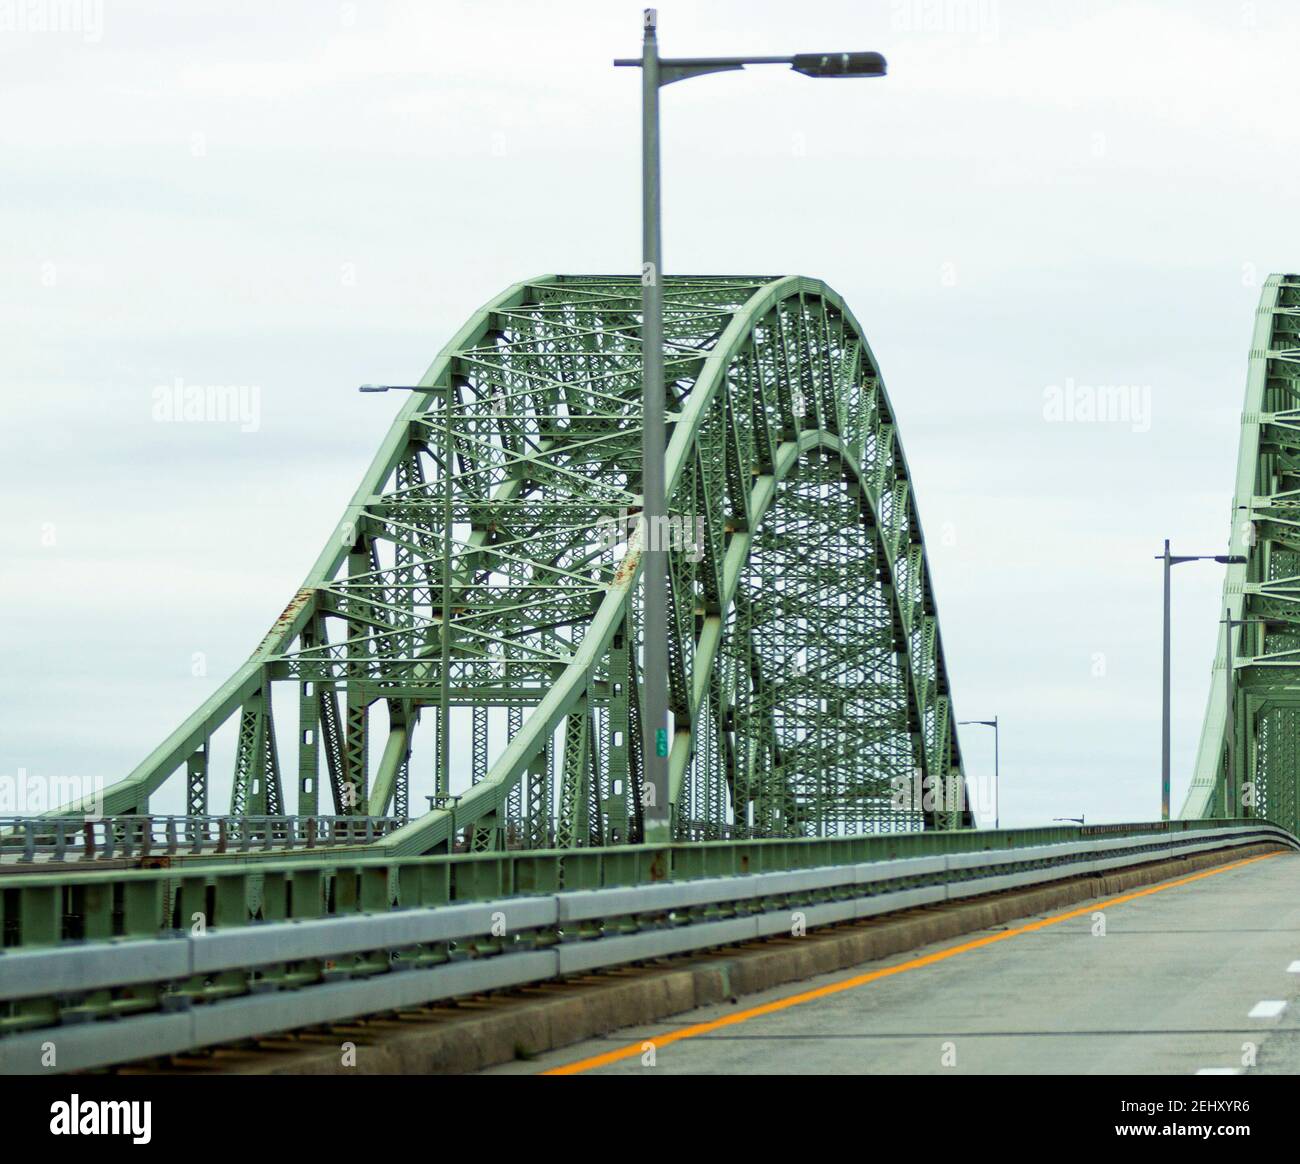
617;9;886;841
959;717;999;828
1156;540;1245;821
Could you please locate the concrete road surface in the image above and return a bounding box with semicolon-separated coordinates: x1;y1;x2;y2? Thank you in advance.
485;850;1300;1075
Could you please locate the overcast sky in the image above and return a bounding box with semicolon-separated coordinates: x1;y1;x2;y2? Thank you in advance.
3;0;1298;826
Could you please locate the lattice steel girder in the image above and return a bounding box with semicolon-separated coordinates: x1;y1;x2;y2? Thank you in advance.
68;275;971;850
1183;275;1300;832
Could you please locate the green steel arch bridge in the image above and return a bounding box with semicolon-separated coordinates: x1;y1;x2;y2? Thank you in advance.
1180;273;1300;835
3;274;1299;1075
62;273;974;854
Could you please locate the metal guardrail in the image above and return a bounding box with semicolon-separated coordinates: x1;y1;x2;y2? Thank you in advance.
0;815;404;864
0;817;1271;946
0;820;1293;1073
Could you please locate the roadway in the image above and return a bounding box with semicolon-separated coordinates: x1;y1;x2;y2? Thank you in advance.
486;850;1300;1075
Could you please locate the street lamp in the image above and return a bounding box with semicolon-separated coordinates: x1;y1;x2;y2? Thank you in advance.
958;718;999;828
1156;540;1246;822
617;10;886;841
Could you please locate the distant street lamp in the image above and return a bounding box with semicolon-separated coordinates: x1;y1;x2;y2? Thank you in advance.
1156;540;1246;821
616;10;886;841
958;717;999;828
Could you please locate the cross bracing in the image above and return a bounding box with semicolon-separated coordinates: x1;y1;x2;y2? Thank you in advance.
71;275;971;853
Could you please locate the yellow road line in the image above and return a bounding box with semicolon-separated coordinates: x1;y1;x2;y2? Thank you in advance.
541;848;1284;1075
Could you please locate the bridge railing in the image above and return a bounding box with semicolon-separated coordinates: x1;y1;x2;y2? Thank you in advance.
0;814;404;864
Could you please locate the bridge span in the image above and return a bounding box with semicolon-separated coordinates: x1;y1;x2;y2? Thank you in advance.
5;277;1300;1083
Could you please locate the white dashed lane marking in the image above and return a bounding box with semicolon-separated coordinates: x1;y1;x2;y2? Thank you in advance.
1248;1000;1287;1019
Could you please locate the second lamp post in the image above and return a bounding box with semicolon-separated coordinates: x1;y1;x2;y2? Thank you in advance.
959;717;999;828
1157;539;1245;821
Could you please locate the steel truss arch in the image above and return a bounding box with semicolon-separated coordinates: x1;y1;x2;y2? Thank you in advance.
81;275;971;852
1183;273;1300;832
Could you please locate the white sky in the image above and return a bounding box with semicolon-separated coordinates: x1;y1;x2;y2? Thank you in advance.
3;0;1298;826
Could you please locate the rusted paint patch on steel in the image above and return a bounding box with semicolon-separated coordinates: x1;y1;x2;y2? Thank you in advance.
256;587;314;653
612;548;641;588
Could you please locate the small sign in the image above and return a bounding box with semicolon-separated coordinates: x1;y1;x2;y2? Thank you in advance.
655;728;669;757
